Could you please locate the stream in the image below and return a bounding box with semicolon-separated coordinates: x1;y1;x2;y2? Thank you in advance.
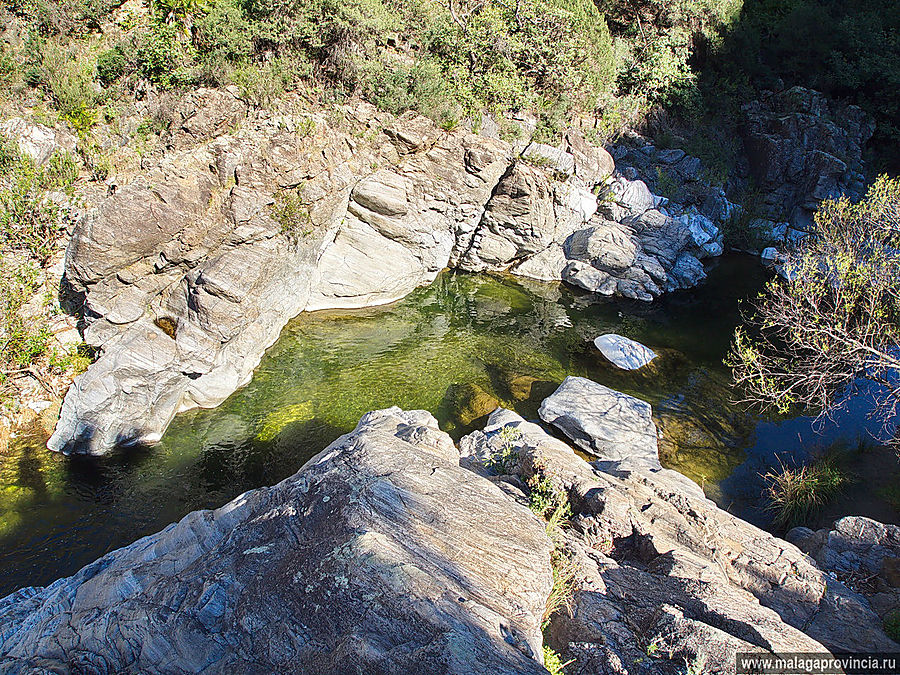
1;255;898;597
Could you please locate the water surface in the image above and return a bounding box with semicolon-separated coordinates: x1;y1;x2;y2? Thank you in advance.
1;256;897;596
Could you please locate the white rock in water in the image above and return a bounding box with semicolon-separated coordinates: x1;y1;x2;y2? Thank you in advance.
760;246;780;261
593;333;657;370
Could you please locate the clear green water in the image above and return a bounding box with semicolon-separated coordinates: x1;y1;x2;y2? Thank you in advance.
2;257;895;596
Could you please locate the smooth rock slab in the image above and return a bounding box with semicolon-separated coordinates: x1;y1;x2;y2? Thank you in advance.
2;408;554;674
538;376;659;469
593;334;656;370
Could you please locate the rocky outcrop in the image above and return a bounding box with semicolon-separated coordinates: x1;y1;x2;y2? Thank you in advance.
743;86;874;229
0;117;77;165
787;516;900;625
51;92;723;455
462;399;898;672
593;333;657;370
538;376;662;473
0;408;554;674
611;86;874;252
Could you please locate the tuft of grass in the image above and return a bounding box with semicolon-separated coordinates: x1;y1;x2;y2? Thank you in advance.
542;548;577;630
884;609;900;643
762;457;847;528
542;645;574;674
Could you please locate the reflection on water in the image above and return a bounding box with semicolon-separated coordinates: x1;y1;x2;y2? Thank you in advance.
0;255;895;596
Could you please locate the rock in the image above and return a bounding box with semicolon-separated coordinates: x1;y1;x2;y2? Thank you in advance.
0;117;77;165
786;516;900;638
667;252;706;290
599;176;655;221
676;212;718;248
562;261;616;296
538;376;660;470
444;383;500;427
699;188;737;224
760;246;779;261
564;129;614;184
2;408;554;673
656;148;685;164
521;142;575;176
461;405;896;671
743;86;875;222
593;334;657;370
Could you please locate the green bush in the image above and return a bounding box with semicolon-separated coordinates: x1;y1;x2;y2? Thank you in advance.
96;46;130;86
135;23;198;88
0;139;78;262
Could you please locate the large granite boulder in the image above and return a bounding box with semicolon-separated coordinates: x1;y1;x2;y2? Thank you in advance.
2;408;554;674
461;406;898;673
538;376;660;471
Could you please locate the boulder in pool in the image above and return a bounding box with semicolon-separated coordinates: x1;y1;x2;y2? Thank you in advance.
593;333;656;370
538;376;659;471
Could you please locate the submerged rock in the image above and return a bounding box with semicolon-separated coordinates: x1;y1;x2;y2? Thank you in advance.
0;408;553;673
444;382;500;427
593;333;657;370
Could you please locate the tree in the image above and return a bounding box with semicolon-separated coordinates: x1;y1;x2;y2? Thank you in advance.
728;176;900;445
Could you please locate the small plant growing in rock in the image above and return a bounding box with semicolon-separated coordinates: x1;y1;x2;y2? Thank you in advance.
270;188;312;238
542;645;574;674
542;548;577;630
485;425;521;474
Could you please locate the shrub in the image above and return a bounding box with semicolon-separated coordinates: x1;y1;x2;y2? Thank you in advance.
0;139;78;262
96;46;130;86
269;188;311;237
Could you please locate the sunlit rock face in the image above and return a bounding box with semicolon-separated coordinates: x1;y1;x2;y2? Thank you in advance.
1;408;553;674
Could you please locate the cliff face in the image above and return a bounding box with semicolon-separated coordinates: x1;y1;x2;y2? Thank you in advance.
49;92;726;456
2;382;896;673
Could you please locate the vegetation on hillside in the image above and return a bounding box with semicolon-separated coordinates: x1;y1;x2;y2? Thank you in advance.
2;0;896;163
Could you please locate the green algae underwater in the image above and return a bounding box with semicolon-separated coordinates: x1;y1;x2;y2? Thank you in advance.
0;256;889;596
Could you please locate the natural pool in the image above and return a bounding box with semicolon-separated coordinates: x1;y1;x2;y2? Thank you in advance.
1;255;898;596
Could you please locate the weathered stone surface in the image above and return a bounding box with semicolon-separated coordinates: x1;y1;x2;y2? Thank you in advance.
538;376;660;470
743;86;875;226
787;517;900;628
4;408;554;674
564;129;614;185
593;334;657;370
462;406;898;673
0;117;77;165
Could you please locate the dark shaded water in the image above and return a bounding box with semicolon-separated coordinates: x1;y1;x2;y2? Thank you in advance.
1;256;897;596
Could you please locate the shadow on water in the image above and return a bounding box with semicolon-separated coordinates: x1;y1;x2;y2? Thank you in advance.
1;255;895;596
